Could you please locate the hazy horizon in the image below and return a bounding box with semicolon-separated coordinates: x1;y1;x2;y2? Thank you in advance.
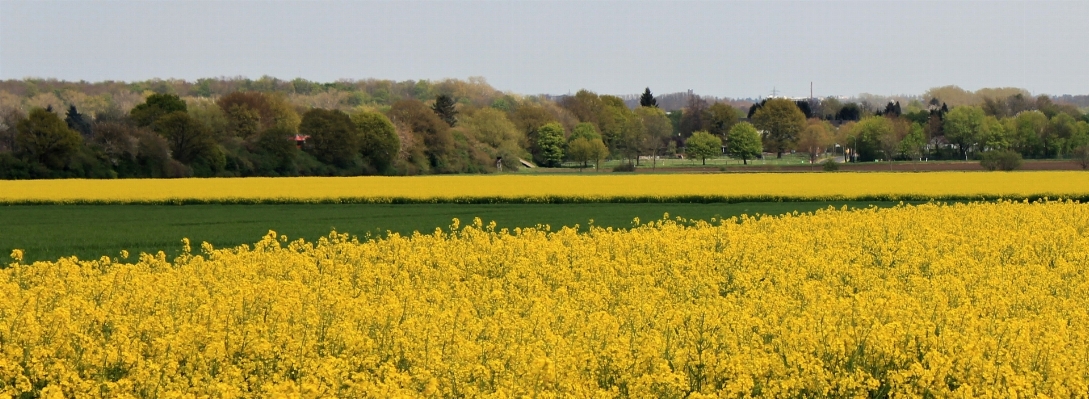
3;1;1088;99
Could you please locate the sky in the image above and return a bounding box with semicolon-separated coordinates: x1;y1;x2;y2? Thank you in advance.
2;0;1087;99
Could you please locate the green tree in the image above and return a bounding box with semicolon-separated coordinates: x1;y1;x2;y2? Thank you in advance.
536;122;566;167
569;122;601;142
878;118;910;163
1048;113;1079;157
253;126;299;174
432;94;458;127
725;122;762;165
706;103;739;138
131;93;187;127
679;95;709;137
797;119;833;164
900;122;927;163
567;137;607;172
152;111;216;166
639;87;657;108
352;110;399;173
16;108;82;169
511;104;558;164
300;108;360;168
854;116;893;162
980;115;1010;151
635;107;672;168
944;106;986;160
752;98;806;158
225;103;261;138
685;131;721;165
462;108;521;148
1012;111;1048;157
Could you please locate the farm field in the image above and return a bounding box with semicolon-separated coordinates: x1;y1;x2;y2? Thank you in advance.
0;201;919;262
4;201;1088;397
3;171;1089;204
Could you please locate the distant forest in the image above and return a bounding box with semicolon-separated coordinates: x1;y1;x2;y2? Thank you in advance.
1;77;1087;178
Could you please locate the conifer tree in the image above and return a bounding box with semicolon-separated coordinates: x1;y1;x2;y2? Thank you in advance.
639;87;657;108
431;94;458;127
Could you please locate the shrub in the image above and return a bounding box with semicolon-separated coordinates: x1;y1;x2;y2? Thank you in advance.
821;159;840;172
980;150;1022;171
612;162;636;172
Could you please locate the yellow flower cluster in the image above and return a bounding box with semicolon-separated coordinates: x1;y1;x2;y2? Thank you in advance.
3;172;1089;204
3;201;1089;397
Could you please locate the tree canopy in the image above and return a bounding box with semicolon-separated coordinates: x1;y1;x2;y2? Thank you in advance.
725;122;762;165
685;131;721;165
752;98;806;158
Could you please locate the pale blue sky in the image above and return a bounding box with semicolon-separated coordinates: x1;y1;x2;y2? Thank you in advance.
2;1;1086;98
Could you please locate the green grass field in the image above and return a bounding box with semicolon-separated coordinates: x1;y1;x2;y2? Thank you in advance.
1;202;922;262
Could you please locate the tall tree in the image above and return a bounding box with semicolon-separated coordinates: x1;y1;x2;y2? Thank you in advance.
0;108;25;153
725;122;762;165
510;104;557;165
635;106;672;169
391;99;454;170
64;105;92;139
639;87;658;108
130;93;187;127
854;116;892;162
15;108;82;169
432;94;459;127
836;103;861;121
536;122;566;167
152;111;217;166
797;119;833;164
299;108;360;168
944;106;986;160
679;95;709;137
706;103;739;139
352;110;400;173
752;98;806;158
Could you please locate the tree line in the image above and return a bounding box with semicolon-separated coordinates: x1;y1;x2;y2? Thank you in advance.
0;79;752;178
2;78;1088;178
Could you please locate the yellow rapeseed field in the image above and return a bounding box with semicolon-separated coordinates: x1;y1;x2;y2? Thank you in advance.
3;201;1089;397
3;172;1089;203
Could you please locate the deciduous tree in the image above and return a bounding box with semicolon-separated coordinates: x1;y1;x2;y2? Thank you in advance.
131;93;187;127
944;106;986;160
752;98;806;158
536;122;566;167
797;119;833;164
390;99;454;170
685;131;720;165
635;107;672;169
16;108;82;169
725;122;762;165
352;110;399;173
299;108;360;168
152;111;217;166
706;103;739;139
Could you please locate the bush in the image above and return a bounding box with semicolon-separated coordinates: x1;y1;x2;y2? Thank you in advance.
980;150;1022;171
821;159;840;172
612;162;636;172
